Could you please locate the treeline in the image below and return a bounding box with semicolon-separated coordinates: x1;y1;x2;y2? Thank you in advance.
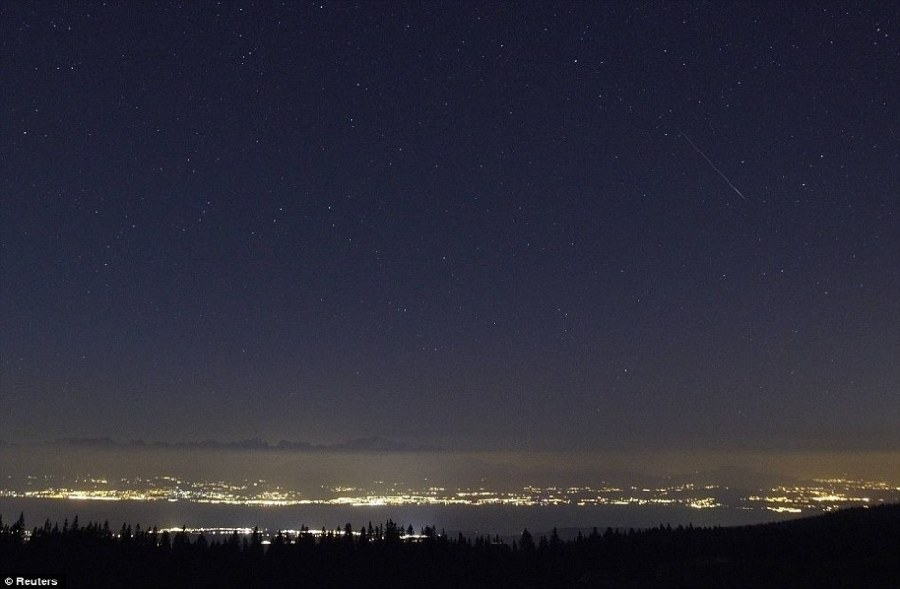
2;505;899;588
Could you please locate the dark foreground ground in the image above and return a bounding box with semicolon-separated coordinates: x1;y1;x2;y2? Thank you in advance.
2;504;899;588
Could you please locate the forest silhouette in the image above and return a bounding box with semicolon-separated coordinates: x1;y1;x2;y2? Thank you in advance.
2;504;899;588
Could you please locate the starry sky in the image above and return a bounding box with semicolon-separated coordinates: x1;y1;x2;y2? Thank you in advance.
1;2;898;452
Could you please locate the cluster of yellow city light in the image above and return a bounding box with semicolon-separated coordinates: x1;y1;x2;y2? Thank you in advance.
4;475;897;514
149;526;432;544
740;478;893;513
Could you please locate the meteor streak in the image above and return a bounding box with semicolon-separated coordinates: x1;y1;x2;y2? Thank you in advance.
676;128;747;199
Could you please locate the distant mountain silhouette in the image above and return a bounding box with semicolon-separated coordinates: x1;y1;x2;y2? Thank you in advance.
46;436;441;452
52;437;120;448
328;436;439;452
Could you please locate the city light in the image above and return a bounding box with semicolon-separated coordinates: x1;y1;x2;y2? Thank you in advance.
3;475;897;514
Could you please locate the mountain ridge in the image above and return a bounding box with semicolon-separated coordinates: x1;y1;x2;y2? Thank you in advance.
42;436;441;453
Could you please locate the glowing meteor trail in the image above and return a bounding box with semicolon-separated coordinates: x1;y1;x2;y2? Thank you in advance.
676;128;747;199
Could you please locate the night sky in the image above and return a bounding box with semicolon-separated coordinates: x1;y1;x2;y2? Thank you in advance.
2;2;898;452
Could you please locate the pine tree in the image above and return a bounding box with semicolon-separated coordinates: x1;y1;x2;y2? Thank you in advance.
520;528;535;551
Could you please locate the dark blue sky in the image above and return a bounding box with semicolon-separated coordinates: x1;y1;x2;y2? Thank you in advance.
2;2;898;451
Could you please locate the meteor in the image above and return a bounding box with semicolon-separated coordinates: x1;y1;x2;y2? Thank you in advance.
676;127;747;199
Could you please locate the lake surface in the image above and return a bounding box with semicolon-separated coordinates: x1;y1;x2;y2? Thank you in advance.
1;497;805;538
